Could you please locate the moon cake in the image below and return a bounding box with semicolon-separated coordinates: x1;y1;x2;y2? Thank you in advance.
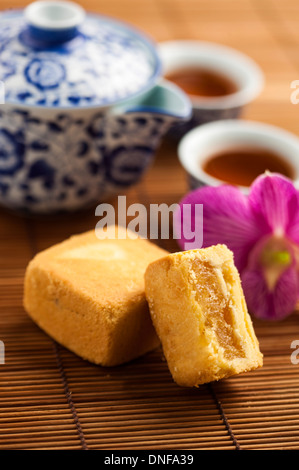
24;226;167;366
144;245;263;387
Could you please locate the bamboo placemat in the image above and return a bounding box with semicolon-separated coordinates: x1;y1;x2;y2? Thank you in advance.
1;0;299;451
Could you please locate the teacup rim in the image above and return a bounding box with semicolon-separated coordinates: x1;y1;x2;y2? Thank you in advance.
158;40;264;110
178;119;299;194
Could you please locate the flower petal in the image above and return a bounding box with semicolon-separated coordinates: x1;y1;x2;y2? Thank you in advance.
242;263;299;320
175;185;264;271
285;190;299;244
249;173;299;238
241;235;299;320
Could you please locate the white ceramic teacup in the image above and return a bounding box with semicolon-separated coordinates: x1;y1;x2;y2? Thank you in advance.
158;40;264;136
178;120;299;194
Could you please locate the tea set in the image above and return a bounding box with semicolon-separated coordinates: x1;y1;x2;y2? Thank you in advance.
0;0;297;214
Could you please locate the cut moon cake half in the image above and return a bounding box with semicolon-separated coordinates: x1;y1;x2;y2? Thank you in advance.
24;226;168;366
144;245;263;387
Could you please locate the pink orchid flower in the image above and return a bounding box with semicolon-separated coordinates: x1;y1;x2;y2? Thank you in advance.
175;173;299;320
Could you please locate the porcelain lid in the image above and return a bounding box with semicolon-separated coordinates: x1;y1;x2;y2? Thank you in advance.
0;1;161;109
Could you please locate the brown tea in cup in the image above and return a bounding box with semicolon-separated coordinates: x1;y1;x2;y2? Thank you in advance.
165;67;238;98
203;147;295;187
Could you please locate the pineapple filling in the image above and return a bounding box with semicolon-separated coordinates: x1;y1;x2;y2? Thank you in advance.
190;260;245;360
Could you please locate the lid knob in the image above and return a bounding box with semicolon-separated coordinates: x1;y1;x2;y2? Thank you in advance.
24;1;85;45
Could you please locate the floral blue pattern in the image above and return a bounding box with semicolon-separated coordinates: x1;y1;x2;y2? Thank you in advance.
104;145;153;187
0;108;173;213
0;11;160;108
24;58;66;90
0;8;190;213
0;128;25;175
0;59;16;81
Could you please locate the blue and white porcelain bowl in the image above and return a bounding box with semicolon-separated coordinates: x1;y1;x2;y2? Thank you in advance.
159;40;264;138
0;1;191;214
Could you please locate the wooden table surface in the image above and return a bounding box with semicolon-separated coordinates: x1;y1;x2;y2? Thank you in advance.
1;0;299;450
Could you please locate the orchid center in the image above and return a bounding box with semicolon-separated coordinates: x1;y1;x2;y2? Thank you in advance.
260;237;292;291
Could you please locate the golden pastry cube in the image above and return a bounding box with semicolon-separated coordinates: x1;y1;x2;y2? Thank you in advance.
144;245;263;387
24;226;167;366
